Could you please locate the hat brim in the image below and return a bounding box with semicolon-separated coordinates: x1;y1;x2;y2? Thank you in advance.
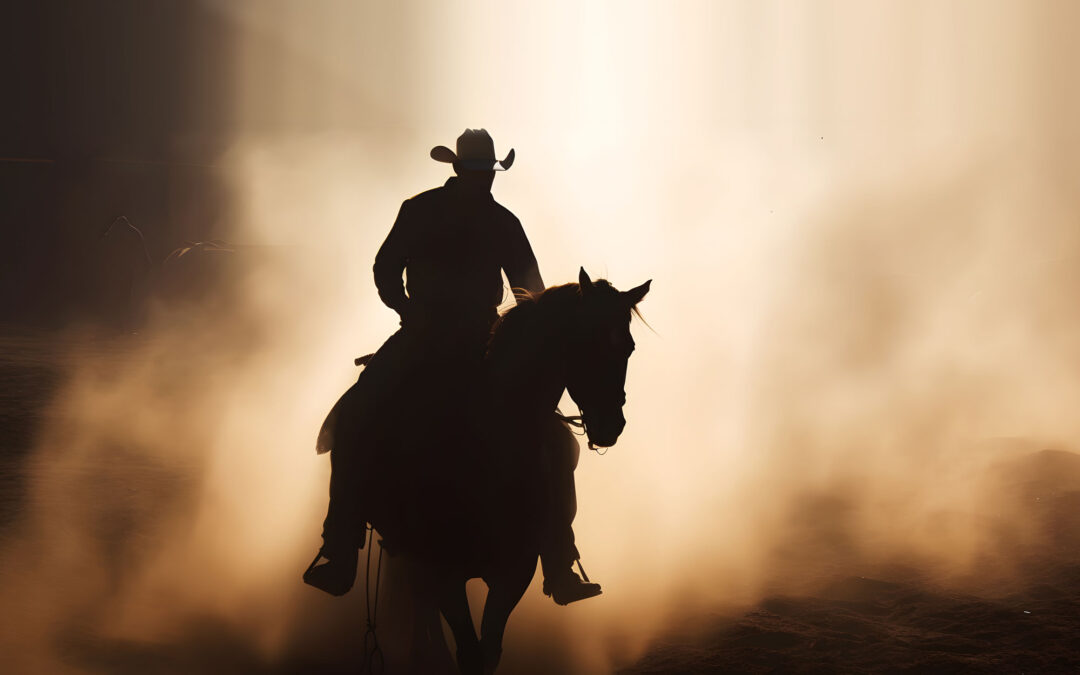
430;146;515;171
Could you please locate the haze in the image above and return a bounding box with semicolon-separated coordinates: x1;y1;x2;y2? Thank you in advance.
3;1;1080;673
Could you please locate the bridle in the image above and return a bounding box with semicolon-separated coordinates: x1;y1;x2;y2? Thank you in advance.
555;408;607;455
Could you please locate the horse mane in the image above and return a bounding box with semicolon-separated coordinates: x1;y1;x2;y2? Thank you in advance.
487;279;627;359
488;283;575;359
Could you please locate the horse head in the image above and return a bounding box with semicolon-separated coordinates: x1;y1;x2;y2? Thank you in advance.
565;268;650;448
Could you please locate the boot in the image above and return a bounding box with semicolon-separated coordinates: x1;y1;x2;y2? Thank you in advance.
303;546;358;596
542;568;602;605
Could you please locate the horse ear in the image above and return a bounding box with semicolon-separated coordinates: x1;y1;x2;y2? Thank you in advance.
578;267;594;293
622;279;651;307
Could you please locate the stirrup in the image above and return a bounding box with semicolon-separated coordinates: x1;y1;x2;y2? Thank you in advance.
543;562;602;606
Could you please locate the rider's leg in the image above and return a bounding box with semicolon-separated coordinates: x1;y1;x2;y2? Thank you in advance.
321;385;369;547
539;417;602;605
308;333;407;595
305;387;367;595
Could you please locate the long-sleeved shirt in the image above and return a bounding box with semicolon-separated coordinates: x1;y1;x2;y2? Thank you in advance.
373;177;544;320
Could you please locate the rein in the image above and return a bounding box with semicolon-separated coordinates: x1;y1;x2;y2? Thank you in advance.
555;409;607;455
361;525;385;675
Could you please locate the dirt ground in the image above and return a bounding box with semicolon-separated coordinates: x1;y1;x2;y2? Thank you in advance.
621;448;1080;674
623;569;1080;674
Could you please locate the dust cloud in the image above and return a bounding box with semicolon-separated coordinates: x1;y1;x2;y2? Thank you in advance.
4;1;1080;673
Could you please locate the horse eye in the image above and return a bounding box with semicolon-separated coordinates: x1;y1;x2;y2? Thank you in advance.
608;329;634;355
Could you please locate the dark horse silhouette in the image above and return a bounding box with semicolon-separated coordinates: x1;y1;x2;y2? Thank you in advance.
325;268;649;674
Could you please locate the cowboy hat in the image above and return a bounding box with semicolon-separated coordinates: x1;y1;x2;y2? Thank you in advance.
430;129;515;171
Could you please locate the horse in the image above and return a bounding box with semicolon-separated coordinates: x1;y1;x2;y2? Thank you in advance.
98;215;292;330
327;268;650;674
98;216;155;330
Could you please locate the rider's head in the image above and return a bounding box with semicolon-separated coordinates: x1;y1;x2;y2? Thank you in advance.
431;129;513;196
453;166;496;194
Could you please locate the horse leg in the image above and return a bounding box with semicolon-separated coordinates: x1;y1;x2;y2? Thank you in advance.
480;559;536;674
438;579;482;675
408;577;455;674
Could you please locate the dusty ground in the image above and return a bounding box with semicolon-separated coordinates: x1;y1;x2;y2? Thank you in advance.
623;570;1080;674
623;449;1080;674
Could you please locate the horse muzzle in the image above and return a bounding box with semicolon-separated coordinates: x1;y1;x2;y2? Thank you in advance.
584;410;625;448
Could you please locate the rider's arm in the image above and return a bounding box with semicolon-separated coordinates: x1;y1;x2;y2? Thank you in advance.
373;201;411;316
503;215;545;300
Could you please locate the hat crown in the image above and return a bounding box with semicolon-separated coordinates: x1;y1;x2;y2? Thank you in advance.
455;129;496;162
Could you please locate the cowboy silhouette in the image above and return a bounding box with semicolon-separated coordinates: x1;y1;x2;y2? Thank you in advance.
307;129;601;605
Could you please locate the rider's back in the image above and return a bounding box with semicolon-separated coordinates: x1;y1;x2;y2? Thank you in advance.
374;178;541;327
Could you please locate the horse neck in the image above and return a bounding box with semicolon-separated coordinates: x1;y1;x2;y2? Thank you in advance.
131;225;154;268
105;221;154;272
118;222;154;269
487;304;571;424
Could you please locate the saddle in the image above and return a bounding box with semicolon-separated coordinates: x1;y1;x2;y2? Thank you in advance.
315;353;374;455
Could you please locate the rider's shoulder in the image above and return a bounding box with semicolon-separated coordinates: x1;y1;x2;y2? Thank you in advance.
403;186;447;207
490;199;521;227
